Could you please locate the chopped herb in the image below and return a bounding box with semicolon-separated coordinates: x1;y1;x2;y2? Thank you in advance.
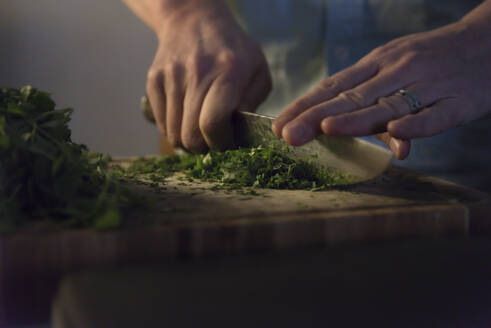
0;86;354;234
126;144;354;192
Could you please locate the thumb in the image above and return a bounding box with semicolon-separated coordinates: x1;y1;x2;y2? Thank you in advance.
375;133;411;160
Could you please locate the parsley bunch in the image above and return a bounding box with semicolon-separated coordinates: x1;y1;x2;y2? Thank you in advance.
0;85;351;234
0;86;134;232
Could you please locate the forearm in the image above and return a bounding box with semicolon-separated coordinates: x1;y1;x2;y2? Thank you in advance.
122;0;232;34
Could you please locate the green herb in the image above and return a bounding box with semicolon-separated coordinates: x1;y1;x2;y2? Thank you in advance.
126;145;353;192
0;86;141;233
0;86;353;234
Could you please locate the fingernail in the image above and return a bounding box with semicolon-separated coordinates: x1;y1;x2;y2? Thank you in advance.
389;138;399;153
284;123;311;145
321;117;337;135
271;121;282;137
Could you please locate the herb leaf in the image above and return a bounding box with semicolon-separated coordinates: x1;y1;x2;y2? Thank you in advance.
0;86;140;232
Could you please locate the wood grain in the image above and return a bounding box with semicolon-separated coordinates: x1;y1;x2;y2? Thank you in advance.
0;165;490;325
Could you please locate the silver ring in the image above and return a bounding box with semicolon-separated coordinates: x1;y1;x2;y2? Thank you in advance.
396;89;423;113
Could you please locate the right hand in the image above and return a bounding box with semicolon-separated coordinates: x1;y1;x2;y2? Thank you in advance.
147;3;272;153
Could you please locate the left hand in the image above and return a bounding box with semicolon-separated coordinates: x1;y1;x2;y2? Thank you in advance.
272;21;491;159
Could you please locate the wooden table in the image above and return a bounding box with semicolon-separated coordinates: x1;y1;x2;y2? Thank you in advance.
1;165;490;325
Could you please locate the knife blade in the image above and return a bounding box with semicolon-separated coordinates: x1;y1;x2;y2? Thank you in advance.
141;95;393;182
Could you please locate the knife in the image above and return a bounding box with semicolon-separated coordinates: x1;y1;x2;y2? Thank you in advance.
141;95;393;183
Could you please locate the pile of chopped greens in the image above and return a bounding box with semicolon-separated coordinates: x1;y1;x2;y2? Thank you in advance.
0;86;351;233
0;86;139;233
125;145;352;192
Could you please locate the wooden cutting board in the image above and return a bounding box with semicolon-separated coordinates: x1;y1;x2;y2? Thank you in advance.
1;162;490;325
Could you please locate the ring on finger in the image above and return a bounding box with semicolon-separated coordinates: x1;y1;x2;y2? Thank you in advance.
395;89;423;114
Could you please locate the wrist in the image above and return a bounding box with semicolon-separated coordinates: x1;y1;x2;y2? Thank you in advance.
459;5;491;42
153;0;231;35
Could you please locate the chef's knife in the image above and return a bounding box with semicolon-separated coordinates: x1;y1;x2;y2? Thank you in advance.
141;95;393;183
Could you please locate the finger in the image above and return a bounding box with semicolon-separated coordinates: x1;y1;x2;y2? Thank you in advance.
387;98;461;139
321;83;437;136
375;133;411;160
199;70;245;151
146;69;166;134
238;67;272;113
164;64;185;148
272;61;378;137
180;71;217;154
280;69;413;146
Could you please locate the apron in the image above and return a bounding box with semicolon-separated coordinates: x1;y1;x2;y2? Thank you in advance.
228;0;491;192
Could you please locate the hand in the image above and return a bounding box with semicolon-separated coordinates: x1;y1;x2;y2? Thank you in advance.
146;3;271;153
272;21;491;159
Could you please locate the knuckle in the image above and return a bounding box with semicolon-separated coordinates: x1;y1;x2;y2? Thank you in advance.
292;97;314;111
368;40;412;68
217;51;241;74
199;114;222;136
187;53;202;67
166;133;182;148
318;78;342;94
146;68;163;90
369;45;386;57
367;47;389;64
398;51;424;69
366;44;394;64
181;132;205;153
378;96;405;117
146;68;161;82
338;90;368;108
